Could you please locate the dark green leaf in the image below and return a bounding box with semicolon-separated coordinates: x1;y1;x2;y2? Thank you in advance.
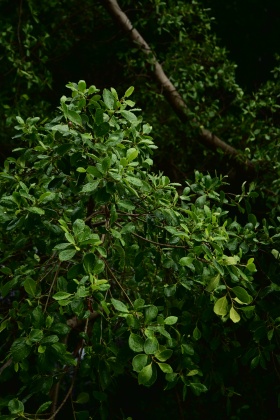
190;383;208;396
8;399;24;415
132;354;148;372
145;306;158;323
129;333;144;352
36;401;52;414
29;329;43;342
231;286;253;304
83;253;96;274
68;110;82;126
76;392;90;404
11;338;31;362
154;349;173;362
103;89;115;109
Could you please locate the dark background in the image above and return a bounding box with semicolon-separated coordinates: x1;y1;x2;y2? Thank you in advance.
203;0;280;90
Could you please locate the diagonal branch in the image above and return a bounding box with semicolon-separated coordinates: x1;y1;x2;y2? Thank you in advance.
103;0;254;172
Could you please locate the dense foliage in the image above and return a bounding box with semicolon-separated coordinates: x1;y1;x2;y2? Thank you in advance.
1;1;280;419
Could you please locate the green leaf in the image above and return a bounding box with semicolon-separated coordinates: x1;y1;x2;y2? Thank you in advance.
125;175;143;187
82;181;99;193
126;148;138;162
120;110;138;123
187;370;199;376
144;337;159;354
76;392;90;404
11;338;31;362
138;363;157;387
36;401;52;414
68;110;82;126
38;192;56;202
40;335;59;344
124;86;134;98
83;253;96;274
118;199;135;211
157;363;173;373
231;286;253;304
95;122;110;136
132;354;148;372
53;292;73;301
101;156;111;172
93;391;107;402
23;278;37;297
126;314;140;329
93;258;105;274
222;255;239;265
111;298;129;313
179;256;194;267
205;274;220;292
154;349;173;362
145;306;158;323
272;249;279;260
103;89;115;109
1;279;17;298
59;248;76;261
193;326;201;340
73;219;85;237
164;316;178;325
134;298;145;309
251;355;260;369
78;80;86;92
95;108;104;125
229;307;241;323
190;383;208;396
28;206;45;215
129;333;144;352
32;306;44;328
213;296;228;316
50;323;70;335
29;329;43;342
65;232;76;245
8;399;24;415
267;329;274;341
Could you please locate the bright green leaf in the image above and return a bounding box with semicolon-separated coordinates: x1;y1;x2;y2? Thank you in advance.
213;296;228;316
229;306;241;323
157;363;173;373
111;298;129;313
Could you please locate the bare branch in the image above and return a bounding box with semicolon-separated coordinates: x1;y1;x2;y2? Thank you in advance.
103;0;254;169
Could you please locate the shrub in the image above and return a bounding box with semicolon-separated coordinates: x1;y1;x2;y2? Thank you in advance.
0;82;279;419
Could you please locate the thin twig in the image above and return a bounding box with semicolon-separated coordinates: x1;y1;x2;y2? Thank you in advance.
17;0;23;57
132;231;188;249
0;358;12;376
47;372;76;420
43;262;61;313
103;259;133;306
